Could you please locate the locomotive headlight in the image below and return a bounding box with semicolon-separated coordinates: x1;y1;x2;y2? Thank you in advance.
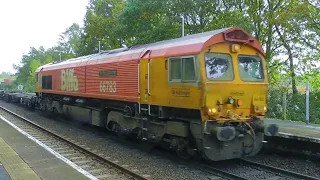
208;107;217;115
231;44;241;53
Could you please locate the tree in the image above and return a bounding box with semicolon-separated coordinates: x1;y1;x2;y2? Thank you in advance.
13;45;74;92
78;0;126;55
58;23;82;55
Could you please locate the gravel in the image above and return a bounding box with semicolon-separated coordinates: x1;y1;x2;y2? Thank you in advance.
1;101;319;180
0;101;213;180
245;153;320;179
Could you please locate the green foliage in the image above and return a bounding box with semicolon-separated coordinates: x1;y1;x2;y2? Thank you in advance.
267;89;320;124
0;72;16;91
13;46;74;92
0;72;13;79
118;0;180;45
78;0;126;55
59;23;82;55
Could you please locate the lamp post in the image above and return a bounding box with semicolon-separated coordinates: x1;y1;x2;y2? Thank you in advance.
181;15;184;37
174;15;185;37
99;41;101;53
306;82;310;124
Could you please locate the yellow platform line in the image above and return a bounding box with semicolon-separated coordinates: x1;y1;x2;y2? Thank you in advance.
0;138;40;180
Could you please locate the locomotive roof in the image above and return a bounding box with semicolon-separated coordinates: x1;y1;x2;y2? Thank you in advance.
36;26;263;72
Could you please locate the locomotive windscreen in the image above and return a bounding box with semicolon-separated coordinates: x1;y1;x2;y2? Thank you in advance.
205;53;234;81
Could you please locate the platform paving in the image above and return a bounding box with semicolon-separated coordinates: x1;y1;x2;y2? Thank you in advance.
265;119;320;143
0;116;90;180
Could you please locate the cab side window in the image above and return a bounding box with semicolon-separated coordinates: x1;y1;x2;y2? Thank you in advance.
42;75;52;89
169;58;181;81
182;57;196;81
169;56;196;82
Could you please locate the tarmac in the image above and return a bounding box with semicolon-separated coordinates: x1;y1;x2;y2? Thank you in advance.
0;115;92;180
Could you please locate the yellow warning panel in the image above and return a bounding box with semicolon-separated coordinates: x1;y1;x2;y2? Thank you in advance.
0;138;40;180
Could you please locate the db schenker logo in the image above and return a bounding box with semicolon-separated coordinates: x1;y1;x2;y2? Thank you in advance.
61;68;78;91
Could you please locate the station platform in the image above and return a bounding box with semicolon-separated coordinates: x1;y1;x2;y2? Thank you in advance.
264;119;320;143
0;115;90;180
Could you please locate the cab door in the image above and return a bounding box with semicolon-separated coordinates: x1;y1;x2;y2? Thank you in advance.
139;59;150;106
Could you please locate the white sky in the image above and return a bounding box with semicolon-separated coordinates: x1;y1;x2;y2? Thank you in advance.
0;0;88;73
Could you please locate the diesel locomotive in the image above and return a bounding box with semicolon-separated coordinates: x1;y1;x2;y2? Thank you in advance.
25;27;278;161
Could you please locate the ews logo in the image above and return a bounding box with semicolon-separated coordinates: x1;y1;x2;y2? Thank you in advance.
61;68;78;91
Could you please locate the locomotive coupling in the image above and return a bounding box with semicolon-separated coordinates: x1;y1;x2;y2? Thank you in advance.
210;126;236;141
256;123;279;136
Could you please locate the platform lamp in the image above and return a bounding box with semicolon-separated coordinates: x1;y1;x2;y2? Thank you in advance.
181;15;184;37
173;15;185;37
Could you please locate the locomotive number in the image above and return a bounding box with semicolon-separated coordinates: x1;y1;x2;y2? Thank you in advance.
100;81;116;93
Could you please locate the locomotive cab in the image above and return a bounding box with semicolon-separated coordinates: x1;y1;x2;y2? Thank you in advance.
196;29;279;161
202;43;267;122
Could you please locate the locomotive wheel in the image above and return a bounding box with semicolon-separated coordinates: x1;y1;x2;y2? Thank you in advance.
111;122;121;136
176;146;194;160
129;128;142;141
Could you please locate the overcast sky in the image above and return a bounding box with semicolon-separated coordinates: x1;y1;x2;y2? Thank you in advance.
0;0;88;73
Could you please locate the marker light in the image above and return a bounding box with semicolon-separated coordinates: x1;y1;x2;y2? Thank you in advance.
255;105;267;112
237;99;243;106
227;97;234;104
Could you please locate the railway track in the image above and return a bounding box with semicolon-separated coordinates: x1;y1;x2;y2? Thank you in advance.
1;103;319;180
239;159;319;180
197;158;319;180
0;105;149;180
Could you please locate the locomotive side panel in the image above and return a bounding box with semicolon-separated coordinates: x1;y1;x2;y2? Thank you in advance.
144;57;202;110
40;66;86;94
85;59;139;102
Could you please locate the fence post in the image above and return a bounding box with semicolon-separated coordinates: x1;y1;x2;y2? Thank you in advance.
306;82;310;124
283;92;287;120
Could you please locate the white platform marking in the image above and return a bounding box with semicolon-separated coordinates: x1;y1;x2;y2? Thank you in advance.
0;115;98;180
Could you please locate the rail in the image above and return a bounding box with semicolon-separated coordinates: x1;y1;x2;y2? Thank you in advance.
0;105;148;180
239;158;319;180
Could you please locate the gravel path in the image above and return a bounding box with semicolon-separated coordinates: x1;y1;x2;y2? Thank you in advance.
1;101;319;180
